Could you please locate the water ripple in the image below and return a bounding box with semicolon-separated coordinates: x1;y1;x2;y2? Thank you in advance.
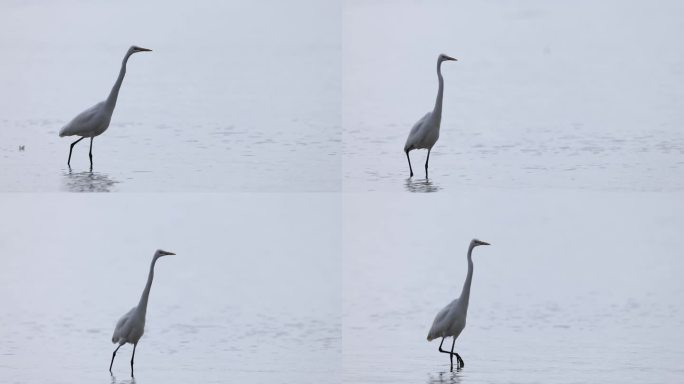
62;170;119;192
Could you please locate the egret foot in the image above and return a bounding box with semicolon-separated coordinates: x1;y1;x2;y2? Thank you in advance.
455;353;464;368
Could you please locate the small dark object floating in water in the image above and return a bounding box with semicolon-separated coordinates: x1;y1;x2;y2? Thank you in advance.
19;145;25;151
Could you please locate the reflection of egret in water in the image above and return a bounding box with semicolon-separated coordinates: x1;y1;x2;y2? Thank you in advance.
405;178;441;193
110;375;136;384
62;170;119;192
427;371;462;384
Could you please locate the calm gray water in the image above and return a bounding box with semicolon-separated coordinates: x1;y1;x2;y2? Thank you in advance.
2;0;683;383
0;194;341;383
343;191;684;383
0;0;340;192
343;0;684;193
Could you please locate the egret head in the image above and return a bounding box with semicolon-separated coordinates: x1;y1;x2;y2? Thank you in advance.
129;45;152;55
438;53;457;63
470;238;491;248
154;249;175;259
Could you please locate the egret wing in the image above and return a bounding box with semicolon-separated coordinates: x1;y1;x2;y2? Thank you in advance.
59;102;105;137
427;300;456;341
404;112;431;150
112;307;136;343
428;303;451;341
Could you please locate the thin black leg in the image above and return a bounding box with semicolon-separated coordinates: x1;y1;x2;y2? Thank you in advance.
405;150;414;177
450;337;456;371
130;343;137;377
438;337;463;370
438;337;446;353
438;337;455;355
109;344;122;374
425;148;431;179
438;337;454;372
67;137;85;166
88;137;94;170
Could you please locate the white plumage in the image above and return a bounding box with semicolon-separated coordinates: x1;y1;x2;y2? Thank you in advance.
59;45;151;168
111;307;140;344
59;102;109;138
427;239;490;371
426;298;465;342
109;249;174;377
404;53;457;178
405;112;433;150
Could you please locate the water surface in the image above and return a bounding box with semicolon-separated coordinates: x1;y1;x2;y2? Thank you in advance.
0;194;341;383
343;0;684;193
343;190;684;383
0;0;341;192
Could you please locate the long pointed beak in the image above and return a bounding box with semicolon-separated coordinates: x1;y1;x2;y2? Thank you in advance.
137;47;152;52
481;241;491;246
161;251;175;256
446;56;457;61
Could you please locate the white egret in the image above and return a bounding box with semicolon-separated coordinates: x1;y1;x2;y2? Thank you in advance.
59;45;152;168
110;249;175;377
427;239;490;371
404;54;457;178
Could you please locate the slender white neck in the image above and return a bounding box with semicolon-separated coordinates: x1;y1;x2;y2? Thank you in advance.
433;60;445;121
459;244;475;310
136;256;159;318
105;51;132;112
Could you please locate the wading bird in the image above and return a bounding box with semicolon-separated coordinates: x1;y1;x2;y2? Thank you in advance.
59;45;152;169
404;54;457;179
427;239;490;371
110;249;175;377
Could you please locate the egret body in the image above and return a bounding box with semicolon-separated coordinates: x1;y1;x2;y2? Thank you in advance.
109;249;174;377
427;239;490;371
404;53;457;178
59;45;152;169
